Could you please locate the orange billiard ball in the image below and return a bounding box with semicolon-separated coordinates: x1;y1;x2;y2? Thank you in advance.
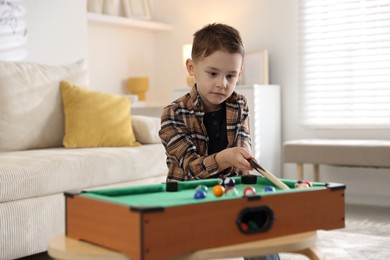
212;184;225;197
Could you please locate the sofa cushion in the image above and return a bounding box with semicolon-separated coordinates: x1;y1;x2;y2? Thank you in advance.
0;60;88;152
0;144;167;203
60;81;139;148
132;115;161;144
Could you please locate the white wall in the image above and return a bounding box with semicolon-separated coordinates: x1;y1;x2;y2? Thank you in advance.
24;0;87;65
23;0;156;95
87;22;155;94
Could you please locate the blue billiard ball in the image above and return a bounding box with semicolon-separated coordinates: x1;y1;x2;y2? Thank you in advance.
196;185;208;193
224;177;236;187
263;186;276;192
194;190;207;199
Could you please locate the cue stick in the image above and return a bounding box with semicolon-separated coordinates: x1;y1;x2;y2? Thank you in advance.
248;158;290;190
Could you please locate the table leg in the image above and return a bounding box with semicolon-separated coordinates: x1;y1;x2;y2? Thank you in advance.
48;235;128;260
172;231;319;260
293;246;324;260
297;163;303;180
313;164;319;182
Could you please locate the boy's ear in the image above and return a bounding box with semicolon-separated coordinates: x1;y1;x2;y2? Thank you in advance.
186;58;195;76
239;66;243;77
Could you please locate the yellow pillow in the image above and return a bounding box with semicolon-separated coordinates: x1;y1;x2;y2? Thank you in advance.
60;81;139;148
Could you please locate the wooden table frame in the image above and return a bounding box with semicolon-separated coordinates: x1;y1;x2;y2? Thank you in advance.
48;232;323;260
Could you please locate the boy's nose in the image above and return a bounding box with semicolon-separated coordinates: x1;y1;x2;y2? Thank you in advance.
217;76;228;88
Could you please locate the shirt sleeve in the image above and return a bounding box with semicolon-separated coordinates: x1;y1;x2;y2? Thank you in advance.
228;95;252;176
159;104;219;181
236;98;252;151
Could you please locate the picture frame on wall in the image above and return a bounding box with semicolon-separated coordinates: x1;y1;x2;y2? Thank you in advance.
242;50;269;85
127;0;151;20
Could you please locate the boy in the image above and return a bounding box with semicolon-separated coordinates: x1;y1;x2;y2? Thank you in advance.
159;23;279;260
159;23;254;182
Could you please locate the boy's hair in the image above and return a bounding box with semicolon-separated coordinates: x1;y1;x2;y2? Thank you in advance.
191;23;245;62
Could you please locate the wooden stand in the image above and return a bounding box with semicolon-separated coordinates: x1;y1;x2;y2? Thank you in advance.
48;232;323;260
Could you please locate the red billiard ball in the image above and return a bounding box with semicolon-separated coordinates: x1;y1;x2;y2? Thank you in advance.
212;185;225;197
225;186;239;196
243;186;256;197
295;180;312;189
296;183;311;189
194;190;207;199
240;222;249;231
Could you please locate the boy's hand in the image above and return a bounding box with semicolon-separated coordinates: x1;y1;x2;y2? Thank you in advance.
215;147;254;172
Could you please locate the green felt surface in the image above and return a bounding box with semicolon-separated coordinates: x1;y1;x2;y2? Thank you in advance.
81;176;326;208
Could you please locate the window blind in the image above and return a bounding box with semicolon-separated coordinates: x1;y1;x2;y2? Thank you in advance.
299;0;390;128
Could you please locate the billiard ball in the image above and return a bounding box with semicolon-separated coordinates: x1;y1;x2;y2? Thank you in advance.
263;186;276;192
196;185;208;193
224;177;236;187
295;180;312;189
225;186;239;196
217;177;226;186
247;220;259;230
243;186;256;197
296;183;311;189
194;190;207;199
212;184;225;197
240;222;249;231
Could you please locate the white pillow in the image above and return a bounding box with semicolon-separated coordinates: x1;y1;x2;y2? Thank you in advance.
0;60;88;151
131;115;161;144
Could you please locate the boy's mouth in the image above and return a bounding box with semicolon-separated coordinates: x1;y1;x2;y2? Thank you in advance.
210;91;225;96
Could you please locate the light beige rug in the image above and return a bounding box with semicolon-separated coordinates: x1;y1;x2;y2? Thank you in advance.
221;220;390;260
280;220;390;260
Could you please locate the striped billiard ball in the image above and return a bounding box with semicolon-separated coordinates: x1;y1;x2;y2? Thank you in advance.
243;186;256;197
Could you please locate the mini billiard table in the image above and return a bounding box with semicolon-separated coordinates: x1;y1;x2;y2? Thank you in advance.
65;175;345;260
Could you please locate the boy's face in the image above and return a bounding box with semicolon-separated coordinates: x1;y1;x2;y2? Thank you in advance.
186;50;243;112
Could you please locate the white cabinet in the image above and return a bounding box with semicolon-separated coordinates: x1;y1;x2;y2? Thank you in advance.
236;85;281;176
173;85;281;176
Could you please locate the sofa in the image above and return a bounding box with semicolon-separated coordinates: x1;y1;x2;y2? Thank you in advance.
0;60;167;259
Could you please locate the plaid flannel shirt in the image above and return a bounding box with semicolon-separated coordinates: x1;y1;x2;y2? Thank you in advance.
159;86;252;181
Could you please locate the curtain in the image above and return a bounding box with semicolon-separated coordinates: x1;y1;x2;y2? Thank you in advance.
299;0;390;128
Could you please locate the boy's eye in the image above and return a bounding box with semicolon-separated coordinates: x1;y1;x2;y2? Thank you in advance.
208;72;217;77
227;74;236;79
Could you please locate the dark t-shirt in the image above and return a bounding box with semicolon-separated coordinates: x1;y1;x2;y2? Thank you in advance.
204;104;228;155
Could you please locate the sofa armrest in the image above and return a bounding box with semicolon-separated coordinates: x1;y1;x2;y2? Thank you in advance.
131;115;161;144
